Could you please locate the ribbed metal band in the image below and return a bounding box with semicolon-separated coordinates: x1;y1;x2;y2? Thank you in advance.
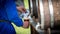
29;0;33;16
48;0;54;28
39;0;44;29
36;0;38;8
30;0;33;9
48;28;51;34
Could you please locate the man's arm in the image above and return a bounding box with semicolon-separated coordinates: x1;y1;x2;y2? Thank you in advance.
0;0;4;3
4;0;29;28
5;0;23;27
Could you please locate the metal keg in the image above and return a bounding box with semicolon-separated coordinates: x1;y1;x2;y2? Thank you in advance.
28;0;60;34
38;0;60;29
29;0;60;29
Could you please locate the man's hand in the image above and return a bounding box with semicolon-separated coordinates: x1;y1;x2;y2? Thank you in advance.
17;6;26;13
17;6;29;28
23;18;29;28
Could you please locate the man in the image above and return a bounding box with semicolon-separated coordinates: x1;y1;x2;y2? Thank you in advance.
0;0;29;34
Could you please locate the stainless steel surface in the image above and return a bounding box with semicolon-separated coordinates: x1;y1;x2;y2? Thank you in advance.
48;0;54;28
28;0;60;34
39;0;45;29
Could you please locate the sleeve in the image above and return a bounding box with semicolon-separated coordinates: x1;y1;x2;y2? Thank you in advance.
0;0;4;3
0;0;5;5
4;0;23;27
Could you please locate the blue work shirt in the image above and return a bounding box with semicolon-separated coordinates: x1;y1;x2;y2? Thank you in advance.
0;0;23;34
0;0;23;26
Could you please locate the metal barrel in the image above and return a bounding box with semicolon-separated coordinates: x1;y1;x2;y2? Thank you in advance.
38;0;60;29
28;0;60;34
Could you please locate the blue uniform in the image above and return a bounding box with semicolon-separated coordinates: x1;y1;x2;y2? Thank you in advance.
0;0;23;34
